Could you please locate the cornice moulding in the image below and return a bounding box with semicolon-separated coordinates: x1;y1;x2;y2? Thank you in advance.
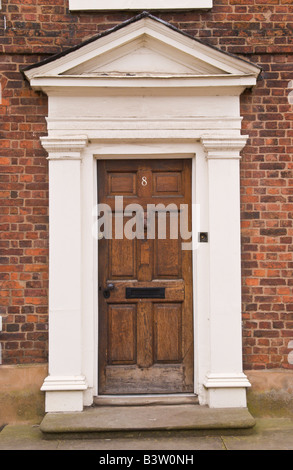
28;75;258;93
41;135;88;160
201;135;248;159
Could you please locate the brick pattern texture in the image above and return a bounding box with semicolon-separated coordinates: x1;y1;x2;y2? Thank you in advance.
0;0;292;369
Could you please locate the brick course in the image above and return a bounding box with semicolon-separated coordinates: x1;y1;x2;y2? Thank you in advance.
0;0;292;369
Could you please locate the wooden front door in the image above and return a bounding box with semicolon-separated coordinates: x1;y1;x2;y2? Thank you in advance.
98;159;193;395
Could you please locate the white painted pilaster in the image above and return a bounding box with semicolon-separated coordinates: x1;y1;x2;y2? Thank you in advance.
201;136;251;408
40;136;88;412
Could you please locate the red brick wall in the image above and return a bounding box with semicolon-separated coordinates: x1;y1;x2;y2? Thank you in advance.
0;0;292;369
241;58;293;371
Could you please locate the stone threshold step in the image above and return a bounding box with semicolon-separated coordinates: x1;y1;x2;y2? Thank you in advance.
40;405;256;439
93;394;199;407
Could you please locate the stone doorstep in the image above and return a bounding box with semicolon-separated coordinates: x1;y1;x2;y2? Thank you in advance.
40;405;256;439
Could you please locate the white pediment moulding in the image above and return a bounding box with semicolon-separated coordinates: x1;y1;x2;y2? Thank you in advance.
45;117;245;142
23;13;261;92
69;1;213;11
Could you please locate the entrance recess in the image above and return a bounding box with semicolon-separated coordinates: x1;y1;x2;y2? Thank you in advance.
98;159;193;394
23;13;260;412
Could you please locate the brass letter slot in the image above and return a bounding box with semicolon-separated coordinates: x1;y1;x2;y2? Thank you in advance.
126;287;165;299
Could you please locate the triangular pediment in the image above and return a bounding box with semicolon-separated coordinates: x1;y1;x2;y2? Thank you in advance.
23;12;261;86
62;35;226;77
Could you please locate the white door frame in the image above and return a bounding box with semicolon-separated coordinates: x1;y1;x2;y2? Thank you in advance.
39;135;251;412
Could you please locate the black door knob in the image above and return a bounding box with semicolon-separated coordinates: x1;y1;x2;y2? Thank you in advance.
103;283;115;299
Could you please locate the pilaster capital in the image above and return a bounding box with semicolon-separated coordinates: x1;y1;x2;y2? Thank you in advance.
201;135;248;160
41;135;88;161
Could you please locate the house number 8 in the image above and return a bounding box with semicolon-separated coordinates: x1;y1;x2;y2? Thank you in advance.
142;176;148;186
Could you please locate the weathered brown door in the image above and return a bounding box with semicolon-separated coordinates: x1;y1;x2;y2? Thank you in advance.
98;159;193;394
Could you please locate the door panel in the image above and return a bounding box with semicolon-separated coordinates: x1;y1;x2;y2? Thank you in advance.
154;303;182;363
98;159;193;395
109;231;137;279
108;304;137;365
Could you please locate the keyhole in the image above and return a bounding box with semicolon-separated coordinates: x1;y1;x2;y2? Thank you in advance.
144;212;148;231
